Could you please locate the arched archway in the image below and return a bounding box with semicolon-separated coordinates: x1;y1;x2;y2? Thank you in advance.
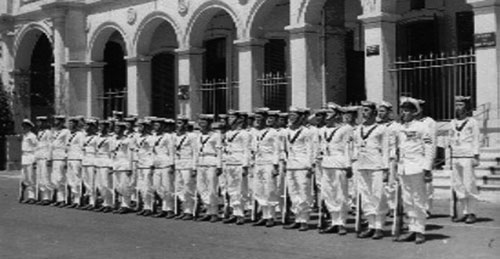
14;28;54;121
186;6;239;115
89;26;128;118
135;17;179;118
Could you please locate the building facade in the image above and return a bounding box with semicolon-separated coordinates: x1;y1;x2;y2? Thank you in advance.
0;0;499;145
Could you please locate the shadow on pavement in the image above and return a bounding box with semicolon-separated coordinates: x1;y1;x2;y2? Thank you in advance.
426;224;444;231
426;233;451;241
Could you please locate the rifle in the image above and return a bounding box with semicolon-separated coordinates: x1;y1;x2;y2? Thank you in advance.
223;190;230;219
193;190;200;220
317;196;326;230
449;146;458;219
282;175;290;225
392;179;404;238
65;182;71;205
355;188;362;234
34;163;39;202
18;176;26;203
79;180;85;206
174;186;180;216
251;196;259;222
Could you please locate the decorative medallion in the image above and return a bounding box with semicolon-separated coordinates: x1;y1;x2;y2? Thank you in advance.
178;0;189;16
127;8;137;25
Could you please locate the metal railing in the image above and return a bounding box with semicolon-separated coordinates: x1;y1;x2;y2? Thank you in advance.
390;50;476;120
200;79;238;116
257;72;290;112
97;89;127;118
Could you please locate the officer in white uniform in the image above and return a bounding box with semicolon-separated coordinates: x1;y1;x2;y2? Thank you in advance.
450;96;480;224
318;103;353;235
395;97;434;244
416;99;437;218
135;119;156;217
283;107;314;232
377;101;400;214
195;114;223;223
111;122;135;214
20;119;38;204
80;118;99;210
222;110;251;225
174;116;198;220
152;118;176;218
51;115;71;207
354;101;389;240
34;116;53;205
94;120;114;213
66;116;86;208
252;109;281;227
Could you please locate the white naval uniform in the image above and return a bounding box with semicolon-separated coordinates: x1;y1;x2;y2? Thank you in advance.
449;117;480;216
381;121;401;211
320;124;353;226
223;128;251;217
35;129;53;201
253;127;281;220
82;134;98;205
196;131;222;216
21;132;38;200
112;135;134;208
420;116;437;212
174;132;198;214
276;127;287;212
51;128;71;202
136;134;156;210
246;127;259;210
353;123;389;230
285;126;314;223
397;120;434;234
153;132;176;212
67;130;86;204
95;134;113;207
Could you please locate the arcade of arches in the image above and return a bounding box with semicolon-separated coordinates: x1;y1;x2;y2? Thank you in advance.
1;0;492;126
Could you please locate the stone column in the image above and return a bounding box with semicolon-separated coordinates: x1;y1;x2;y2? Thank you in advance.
175;48;204;119
87;62;105;117
323;26;347;105
234;38;266;112
51;12;68;115
285;24;323;108
64;61;88;116
126;56;152;117
468;0;500;146
359;13;398;105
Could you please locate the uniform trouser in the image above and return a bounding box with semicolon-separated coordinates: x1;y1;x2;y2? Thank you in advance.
286;169;312;223
51;160;67;202
245;166;254;211
137;167;154;210
67;160;82;204
36;159;52;200
348;164;360;209
425;181;434;211
276;160;286;213
82;165;96;205
175;169;196;214
114;170;134;208
197;166;219;215
400;173;427;234
95;167;113;207
452;158;479;215
358;170;388;229
254;164;279;219
321;168;349;226
21;163;36;199
384;160;397;211
153;167;175;211
224;165;247;217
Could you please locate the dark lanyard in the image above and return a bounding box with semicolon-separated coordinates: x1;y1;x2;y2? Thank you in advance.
288;128;303;145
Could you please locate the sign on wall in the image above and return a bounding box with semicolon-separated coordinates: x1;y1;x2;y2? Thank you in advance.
474;32;496;49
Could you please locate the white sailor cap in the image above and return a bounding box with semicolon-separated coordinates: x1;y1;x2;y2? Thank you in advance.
279;112;289;118
165;118;175;124
115;121;128;127
36;116;48;121
247;113;255;119
22;119;35;128
379;101;393;110
218;114;228;120
199;114;215;121
455;96;472;103
340;105;361;114
211;122;223;129
289;106;306;114
400;96;421;114
54;115;66;120
361;100;377;110
177;115;189;122
85;118;98;125
255;107;270;115
267;110;280;117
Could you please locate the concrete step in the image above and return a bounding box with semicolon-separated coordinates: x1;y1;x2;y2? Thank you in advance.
433;183;500;203
478;157;500;167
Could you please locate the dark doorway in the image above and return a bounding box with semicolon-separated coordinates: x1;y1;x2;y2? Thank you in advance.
102;34;127;118
345;30;366;105
29;34;54;120
397;19;439;57
151;52;176;119
202;37;228;115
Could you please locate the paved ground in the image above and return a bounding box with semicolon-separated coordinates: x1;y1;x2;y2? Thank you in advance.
0;170;499;259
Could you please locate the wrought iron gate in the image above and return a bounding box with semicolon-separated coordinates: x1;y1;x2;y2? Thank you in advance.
257;72;290;112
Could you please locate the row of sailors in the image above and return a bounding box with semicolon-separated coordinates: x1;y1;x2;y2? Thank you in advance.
19;96;480;245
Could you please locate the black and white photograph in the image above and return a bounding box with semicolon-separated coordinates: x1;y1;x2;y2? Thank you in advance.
0;0;499;258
